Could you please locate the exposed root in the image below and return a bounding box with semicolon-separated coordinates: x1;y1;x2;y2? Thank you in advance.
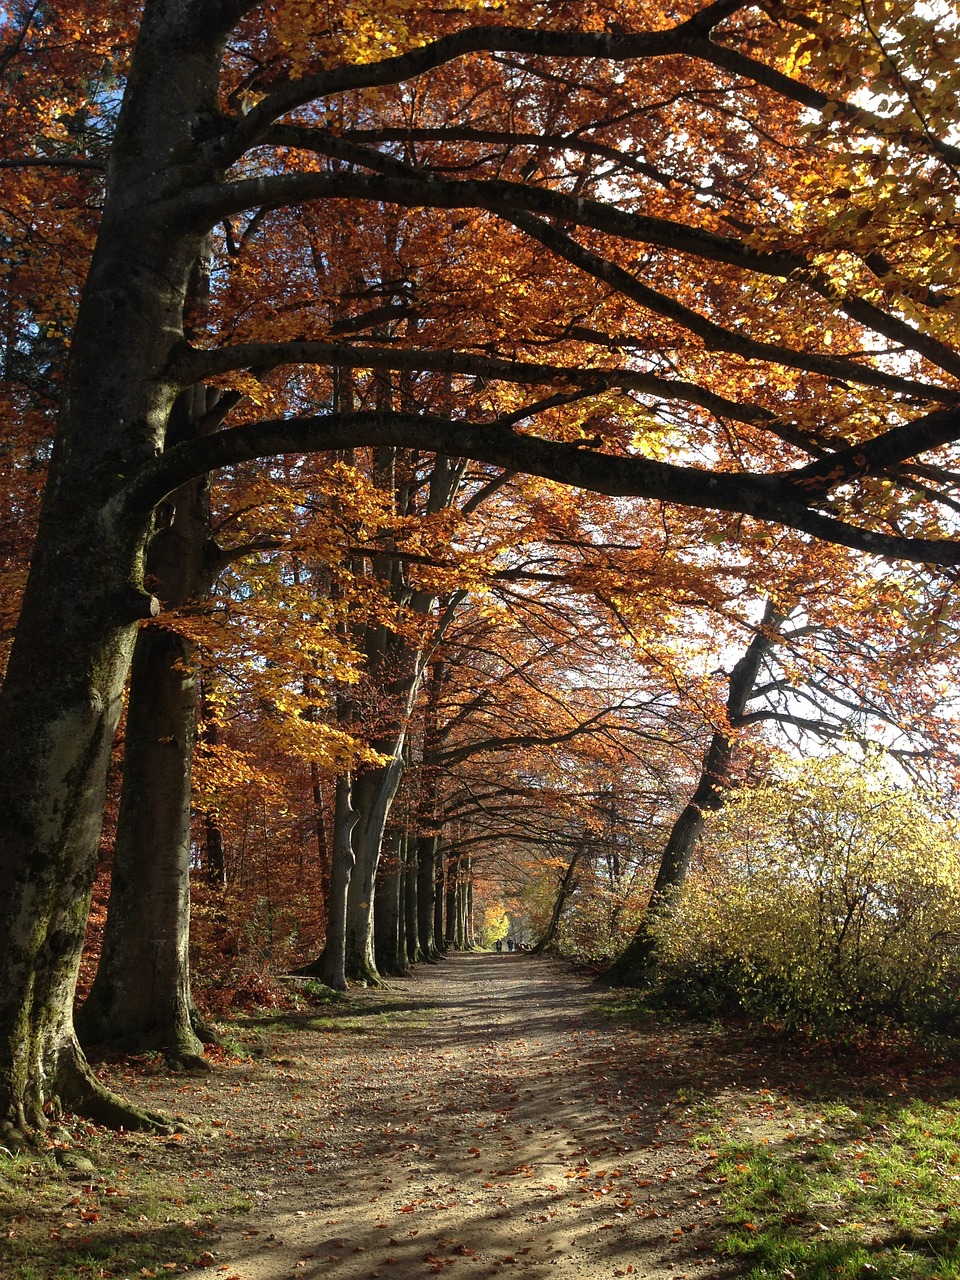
167;1050;213;1074
57;1040;174;1133
189;1007;221;1046
346;967;388;989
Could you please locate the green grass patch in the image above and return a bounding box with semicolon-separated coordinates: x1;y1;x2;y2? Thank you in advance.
711;1096;960;1278
0;1135;237;1279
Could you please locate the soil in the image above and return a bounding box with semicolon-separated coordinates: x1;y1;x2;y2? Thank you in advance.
91;952;746;1280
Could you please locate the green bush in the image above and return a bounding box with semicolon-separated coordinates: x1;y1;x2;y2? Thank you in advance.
650;754;960;1037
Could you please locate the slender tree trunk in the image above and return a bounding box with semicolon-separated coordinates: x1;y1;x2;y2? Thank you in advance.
466;868;475;949
602;601;786;987
374;827;409;977
433;844;446;956
199;676;228;888
444;853;458;948
533;842;583;955
310;762;331;905
416;834;441;962
404;833;420;966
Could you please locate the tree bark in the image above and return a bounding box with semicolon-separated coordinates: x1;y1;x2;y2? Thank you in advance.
310;761;332;906
374;827;409;977
433;845;446;957
416;834;442;962
344;757;405;984
322;775;357;990
76;621;209;1067
444;853;458;949
77;390;221;1065
404;832;420;966
0;5;229;1132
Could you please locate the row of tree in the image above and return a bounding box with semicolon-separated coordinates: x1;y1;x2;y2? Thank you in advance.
2;0;960;1137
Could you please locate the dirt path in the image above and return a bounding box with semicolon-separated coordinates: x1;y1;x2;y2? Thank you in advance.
109;953;738;1280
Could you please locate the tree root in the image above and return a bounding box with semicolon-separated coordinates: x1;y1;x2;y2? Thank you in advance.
57;1039;174;1134
189;1006;221;1047
167;1051;212;1074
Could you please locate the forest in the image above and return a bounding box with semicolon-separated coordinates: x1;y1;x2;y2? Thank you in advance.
4;5;960;1267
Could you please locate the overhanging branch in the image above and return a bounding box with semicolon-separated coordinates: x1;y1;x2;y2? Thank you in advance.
114;409;960;566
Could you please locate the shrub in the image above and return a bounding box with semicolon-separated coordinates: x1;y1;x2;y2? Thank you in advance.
650;754;960;1037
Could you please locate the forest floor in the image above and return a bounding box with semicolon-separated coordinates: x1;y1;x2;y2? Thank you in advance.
5;952;960;1280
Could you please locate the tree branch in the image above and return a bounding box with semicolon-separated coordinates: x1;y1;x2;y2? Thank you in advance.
170;339;795;436
224;9;752;159
114;409;960;566
184;157;960;389
0;156;106;171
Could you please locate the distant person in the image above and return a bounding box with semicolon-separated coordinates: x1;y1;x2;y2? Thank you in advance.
507;937;515;952
495;939;502;953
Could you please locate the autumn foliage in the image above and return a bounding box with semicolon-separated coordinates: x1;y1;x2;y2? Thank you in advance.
3;0;960;1135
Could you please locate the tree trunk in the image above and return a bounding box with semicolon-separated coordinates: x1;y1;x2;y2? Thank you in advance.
533;842;583;955
310;761;332;906
433;845;446;956
374;827;409;977
300;774;357;991
416;834;442;962
466;869;475;949
0;5;230;1133
199;676;228;888
76;624;208;1067
78;404;221;1064
404;833;420;966
602;601;786;987
344;757;404;984
444;853;458;949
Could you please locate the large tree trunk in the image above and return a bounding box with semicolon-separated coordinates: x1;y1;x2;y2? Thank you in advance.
602;601;786;987
76;620;212;1068
77;400;220;1065
0;5;230;1133
314;775;357;991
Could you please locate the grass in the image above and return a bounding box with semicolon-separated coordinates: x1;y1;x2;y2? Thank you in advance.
0;1129;246;1279
705;1088;960;1277
602;984;960;1277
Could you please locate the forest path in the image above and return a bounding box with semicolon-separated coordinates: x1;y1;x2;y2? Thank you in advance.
115;953;738;1280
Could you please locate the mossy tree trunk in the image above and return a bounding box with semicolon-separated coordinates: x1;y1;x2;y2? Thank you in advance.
76;445;221;1067
0;3;235;1133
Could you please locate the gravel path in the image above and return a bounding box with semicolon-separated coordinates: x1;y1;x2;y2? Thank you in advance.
111;953;735;1280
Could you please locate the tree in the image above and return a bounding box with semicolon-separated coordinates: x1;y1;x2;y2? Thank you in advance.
604;598;787;984
4;0;960;1134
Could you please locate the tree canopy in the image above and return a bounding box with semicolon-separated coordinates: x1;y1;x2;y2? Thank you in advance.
2;0;960;1134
